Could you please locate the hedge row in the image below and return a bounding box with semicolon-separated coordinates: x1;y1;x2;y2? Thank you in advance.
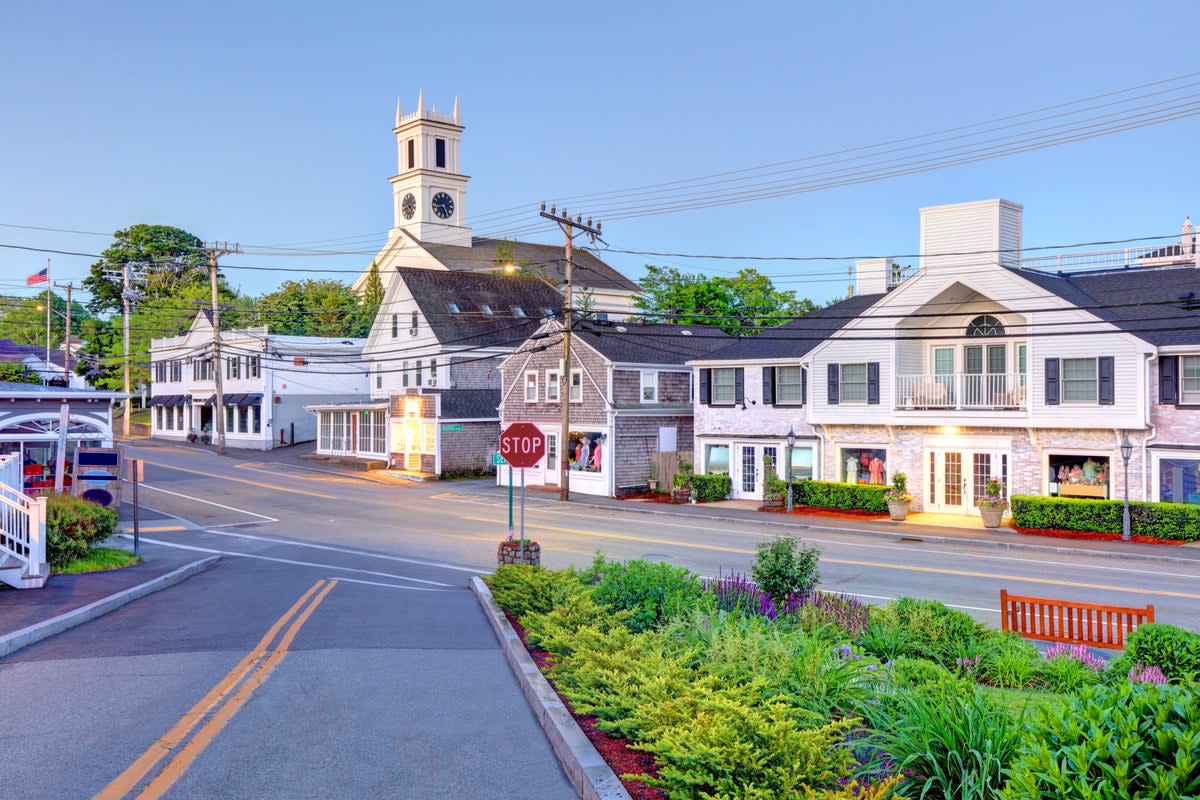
1010;494;1200;541
45;492;119;567
688;473;732;502
787;480;889;513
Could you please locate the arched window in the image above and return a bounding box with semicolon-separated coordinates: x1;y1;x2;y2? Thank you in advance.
966;314;1004;337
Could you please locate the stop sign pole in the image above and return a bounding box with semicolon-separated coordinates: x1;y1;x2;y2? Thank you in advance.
499;423;546;559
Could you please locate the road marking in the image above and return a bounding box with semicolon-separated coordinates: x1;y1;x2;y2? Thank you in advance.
136;580;338;799
138;484;279;522
331;576;448;591
461;515;1200;601
94;580;328;800
128;525;187;533
139;459;340;500
195;527;483;573
842;591;997;614
124;536;454;587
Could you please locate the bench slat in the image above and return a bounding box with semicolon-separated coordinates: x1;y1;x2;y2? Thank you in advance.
999;590;1152;650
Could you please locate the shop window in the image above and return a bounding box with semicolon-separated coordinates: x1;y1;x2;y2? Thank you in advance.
840;364;868;404
1048;454;1109;499
238;405;249;434
225;405;236;433
252;405;261;434
841;447;886;484
705;444;730;475
789;446;814;481
1183;356;1200;404
1158;457;1200;504
567;432;605;472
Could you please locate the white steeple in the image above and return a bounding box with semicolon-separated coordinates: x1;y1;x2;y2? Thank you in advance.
388;92;471;247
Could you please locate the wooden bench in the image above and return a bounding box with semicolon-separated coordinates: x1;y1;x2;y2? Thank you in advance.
999;589;1154;650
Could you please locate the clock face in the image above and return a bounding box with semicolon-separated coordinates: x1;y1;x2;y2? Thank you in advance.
401;193;416;220
431;192;454;220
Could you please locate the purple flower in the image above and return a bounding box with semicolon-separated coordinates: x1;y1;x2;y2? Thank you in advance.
1044;642;1107;671
1129;664;1168;684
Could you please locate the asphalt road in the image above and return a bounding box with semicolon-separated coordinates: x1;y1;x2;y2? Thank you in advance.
4;440;1197;799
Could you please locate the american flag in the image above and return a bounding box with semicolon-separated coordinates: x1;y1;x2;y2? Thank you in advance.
26;268;48;286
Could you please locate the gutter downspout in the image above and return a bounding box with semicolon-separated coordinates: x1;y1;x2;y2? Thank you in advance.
1141;353;1157;502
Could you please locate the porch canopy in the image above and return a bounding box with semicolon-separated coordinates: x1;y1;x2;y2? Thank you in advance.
149;394;191;407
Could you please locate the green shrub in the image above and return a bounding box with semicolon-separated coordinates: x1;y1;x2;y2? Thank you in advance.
521;589;631;656
978;632;1044;688
688;473;731;502
889;656;965;692
1010;494;1200;541
46;492;118;568
790;480;888;513
1001;682;1200;799
751;536;821;603
486;565;581;617
856;620;915;662
1106;622;1200;684
872;597;983;666
865;688;1023;800
584;555;706;633
1040;653;1102;693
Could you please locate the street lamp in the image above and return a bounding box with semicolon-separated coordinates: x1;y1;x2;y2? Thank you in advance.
785;425;796;514
1120;435;1133;541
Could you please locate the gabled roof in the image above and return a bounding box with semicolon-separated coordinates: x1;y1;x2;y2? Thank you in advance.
688;293;886;362
1011;265;1200;346
397;267;564;346
422;237;641;294
571;321;731;365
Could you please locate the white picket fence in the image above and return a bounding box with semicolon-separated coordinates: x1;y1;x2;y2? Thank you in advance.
0;453;48;587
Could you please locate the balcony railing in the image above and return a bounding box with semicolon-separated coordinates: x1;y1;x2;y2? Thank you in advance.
896;373;1027;410
1019;243;1199;273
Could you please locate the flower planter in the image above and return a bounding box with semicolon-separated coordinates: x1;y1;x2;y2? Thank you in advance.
979;505;1006;528
886;499;910;521
763;495;784;509
647;479;658;492
672;488;691;504
497;540;541;566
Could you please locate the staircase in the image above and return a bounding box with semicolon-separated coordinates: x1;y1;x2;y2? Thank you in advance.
0;454;48;589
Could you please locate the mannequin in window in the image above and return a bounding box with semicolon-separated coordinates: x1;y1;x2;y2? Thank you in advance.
577;437;591;472
567;436;580;467
1082;457;1099;484
591;437;603;471
868;457;885;485
846;456;859;483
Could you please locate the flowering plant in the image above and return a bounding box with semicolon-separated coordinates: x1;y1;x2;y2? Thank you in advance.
883;472;913;504
975;477;1009;509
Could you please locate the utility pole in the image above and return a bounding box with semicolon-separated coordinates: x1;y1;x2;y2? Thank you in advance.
539;204;601;502
103;262;146;439
204;242;241;456
52;280;74;384
45;259;51;370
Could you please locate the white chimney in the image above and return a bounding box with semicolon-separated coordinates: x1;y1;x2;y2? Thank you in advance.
854;258;893;296
1182;216;1194;264
919;199;1023;274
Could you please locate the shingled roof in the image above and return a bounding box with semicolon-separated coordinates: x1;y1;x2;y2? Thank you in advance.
422;237;642;294
686;293;886;362
572;321;731;365
1012;265;1200;346
397;267;564;346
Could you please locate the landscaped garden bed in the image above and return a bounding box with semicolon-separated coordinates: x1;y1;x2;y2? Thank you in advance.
485;537;1200;799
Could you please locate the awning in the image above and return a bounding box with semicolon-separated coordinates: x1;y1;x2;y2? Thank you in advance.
149;394;191;407
220;393;263;407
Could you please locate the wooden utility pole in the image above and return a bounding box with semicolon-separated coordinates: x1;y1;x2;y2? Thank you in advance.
44;259;52;371
52;280;74;384
538;204;601;502
204;242;241;456
122;263;132;438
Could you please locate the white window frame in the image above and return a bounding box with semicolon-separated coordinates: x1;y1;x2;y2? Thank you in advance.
711;367;736;405
1152;449;1200;505
840;363;868;405
524;370;538;403
569;369;583;403
774;365;805;406
375;365;383;390
1061;357;1098;404
640;370;658;403
1181;355;1200;404
545;370;560;402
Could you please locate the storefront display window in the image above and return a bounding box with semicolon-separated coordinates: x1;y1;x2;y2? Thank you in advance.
1159;457;1200;504
1048;454;1109;499
567;431;605;472
705;444;730;475
789;446;814;481
841;447;886;484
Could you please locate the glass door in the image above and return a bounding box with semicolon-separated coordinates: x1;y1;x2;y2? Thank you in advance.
734;444;759;499
928;449;968;513
964;346;983;406
544;433;559;485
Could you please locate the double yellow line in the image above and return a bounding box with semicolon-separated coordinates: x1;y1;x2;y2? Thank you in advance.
95;579;337;800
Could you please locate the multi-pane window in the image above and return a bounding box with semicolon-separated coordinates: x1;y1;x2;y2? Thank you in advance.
711;368;736;405
1182;356;1200;404
840;363;868;404
375;365;383;389
411;311;419;333
227;356;240;379
546;370;560;402
640;370;657;403
775;366;804;404
415;360;423;386
1062;358;1098;403
429;359;438;387
238;405;249;433
170;360;182;382
402;361;409;387
569;369;582;402
391;314;398;338
193;359;213;381
524;371;538;402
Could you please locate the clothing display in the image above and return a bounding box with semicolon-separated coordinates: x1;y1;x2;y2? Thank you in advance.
592;441;602;470
842;448;887;484
1048;454;1109;498
868;457;885;485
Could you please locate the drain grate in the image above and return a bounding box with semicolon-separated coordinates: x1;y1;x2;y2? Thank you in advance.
899;537;923;544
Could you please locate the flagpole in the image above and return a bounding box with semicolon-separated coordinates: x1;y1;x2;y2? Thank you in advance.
45;259;51;371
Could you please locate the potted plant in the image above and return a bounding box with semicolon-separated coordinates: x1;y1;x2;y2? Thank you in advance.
647;458;659;492
672;462;693;503
884;471;914;521
186;428;198;443
762;455;786;508
497;536;541;566
976;477;1009;528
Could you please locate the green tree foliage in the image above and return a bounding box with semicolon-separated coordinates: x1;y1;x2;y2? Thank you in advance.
635;265;819;334
82;224;210;315
0;363;42;384
0;292;90;348
356;262;385;335
253;279;363;337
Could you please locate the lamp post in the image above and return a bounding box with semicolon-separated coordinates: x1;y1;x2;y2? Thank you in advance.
785;425;796;514
1120;436;1133;541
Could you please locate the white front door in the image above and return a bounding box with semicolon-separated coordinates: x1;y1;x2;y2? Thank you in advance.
927;448;1010;513
543;433;559;485
733;443;759;500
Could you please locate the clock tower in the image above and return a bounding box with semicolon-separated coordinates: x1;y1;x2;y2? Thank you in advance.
389;91;472;247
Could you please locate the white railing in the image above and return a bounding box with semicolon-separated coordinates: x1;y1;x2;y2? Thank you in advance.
1020;243;1199;273
0;453;47;582
897;373;1027;410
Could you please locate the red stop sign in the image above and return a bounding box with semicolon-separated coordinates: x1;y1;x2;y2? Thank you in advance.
499;422;546;469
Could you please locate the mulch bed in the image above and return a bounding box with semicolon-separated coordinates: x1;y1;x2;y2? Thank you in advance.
503;610;666;800
759;504;888;520
1010;525;1187;546
618;490;676;504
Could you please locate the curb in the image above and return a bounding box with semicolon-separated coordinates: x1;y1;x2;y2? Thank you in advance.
0;556;220;660
469;576;630;800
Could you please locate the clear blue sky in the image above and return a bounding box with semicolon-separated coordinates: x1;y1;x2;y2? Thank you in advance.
3;1;1198;306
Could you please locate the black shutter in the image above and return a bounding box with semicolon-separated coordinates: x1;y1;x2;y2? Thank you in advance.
734;368;745;405
1098;356;1115;405
801;367;808;406
1160;356;1179;405
700;369;711;405
1045;358;1060;405
867;362;880;405
762;367;775;404
827;364;840;405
